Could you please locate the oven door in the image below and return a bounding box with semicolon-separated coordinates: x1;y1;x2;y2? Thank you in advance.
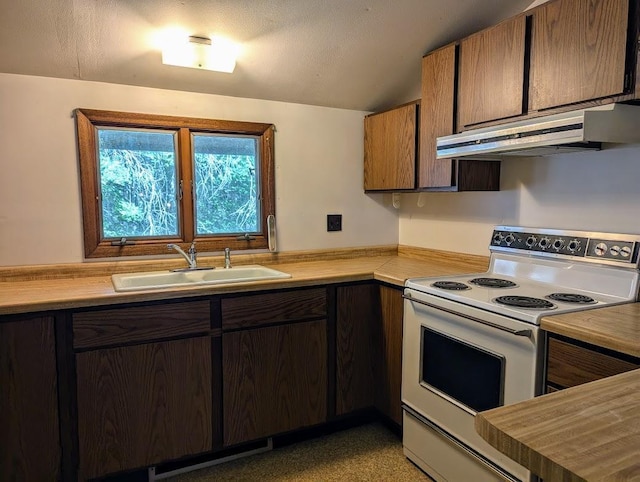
402;288;543;482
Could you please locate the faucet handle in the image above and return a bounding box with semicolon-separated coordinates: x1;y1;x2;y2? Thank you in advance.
188;241;197;254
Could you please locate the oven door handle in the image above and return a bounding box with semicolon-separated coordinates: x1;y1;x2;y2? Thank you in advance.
403;293;533;337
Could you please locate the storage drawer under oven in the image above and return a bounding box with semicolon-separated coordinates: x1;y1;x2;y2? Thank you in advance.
403;406;522;482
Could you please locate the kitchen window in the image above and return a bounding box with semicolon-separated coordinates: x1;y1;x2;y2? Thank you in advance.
75;109;275;258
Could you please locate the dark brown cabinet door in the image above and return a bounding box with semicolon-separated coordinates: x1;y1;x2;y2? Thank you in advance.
458;15;527;128
364;102;417;191
546;335;640;392
1;317;61;481
375;286;404;426
76;337;213;480
336;284;378;415
420;44;501;191
530;0;629;111
223;320;327;446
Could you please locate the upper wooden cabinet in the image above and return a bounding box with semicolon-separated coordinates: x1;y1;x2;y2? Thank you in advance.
458;15;527;128
419;44;501;191
363;102;417;191
529;0;630;111
362;45;502;192
420;44;456;188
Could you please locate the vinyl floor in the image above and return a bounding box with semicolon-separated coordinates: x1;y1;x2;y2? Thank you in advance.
168;422;431;481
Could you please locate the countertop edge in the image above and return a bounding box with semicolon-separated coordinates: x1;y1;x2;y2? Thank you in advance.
475;369;640;482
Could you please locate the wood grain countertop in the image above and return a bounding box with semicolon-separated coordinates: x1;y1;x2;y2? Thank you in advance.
0;246;489;316
541;303;640;358
475;368;640;482
475;305;640;481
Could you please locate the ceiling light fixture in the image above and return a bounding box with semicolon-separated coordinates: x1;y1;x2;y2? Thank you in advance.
162;35;238;73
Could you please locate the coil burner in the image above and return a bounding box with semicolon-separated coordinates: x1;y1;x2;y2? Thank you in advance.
547;293;596;304
431;281;470;291
494;295;555;310
470;277;517;288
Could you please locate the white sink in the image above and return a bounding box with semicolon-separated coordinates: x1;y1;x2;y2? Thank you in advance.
111;265;292;292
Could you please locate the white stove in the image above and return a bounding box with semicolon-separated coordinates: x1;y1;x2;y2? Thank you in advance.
402;226;640;482
406;248;640;324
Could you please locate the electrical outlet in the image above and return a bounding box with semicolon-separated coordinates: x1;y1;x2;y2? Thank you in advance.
327;214;342;232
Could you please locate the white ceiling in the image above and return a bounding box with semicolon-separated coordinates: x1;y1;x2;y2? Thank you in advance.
0;0;532;112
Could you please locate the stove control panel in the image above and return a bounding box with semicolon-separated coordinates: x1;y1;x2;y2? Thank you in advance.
490;227;640;266
587;238;636;261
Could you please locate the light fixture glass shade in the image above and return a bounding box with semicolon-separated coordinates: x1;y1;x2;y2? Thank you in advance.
162;36;237;73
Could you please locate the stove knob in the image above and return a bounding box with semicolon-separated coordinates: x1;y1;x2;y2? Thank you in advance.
567;239;581;253
594;242;608;256
610;245;621;256
525;235;537;248
504;234;515;245
493;232;503;244
538;237;551;250
552;238;565;251
620;246;632;258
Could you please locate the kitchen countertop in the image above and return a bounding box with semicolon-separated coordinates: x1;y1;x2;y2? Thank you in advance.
476;303;640;481
7;246;640;481
541;303;640;358
0;246;489;316
475;369;640;482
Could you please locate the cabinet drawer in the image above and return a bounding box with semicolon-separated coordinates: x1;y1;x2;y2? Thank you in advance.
222;288;326;330
73;300;211;349
547;337;640;389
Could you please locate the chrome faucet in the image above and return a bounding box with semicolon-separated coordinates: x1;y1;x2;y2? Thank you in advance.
168;242;198;270
224;247;232;269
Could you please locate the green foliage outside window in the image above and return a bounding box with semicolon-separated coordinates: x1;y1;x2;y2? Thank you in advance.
98;129;260;239
193;134;260;235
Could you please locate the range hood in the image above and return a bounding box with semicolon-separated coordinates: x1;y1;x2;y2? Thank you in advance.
436;103;640;159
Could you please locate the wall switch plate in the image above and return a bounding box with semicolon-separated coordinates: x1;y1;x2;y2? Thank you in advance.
327;214;342;232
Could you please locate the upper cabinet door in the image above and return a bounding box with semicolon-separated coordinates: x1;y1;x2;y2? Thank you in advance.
530;0;629;111
363;103;417;191
457;15;527;128
419;44;456;188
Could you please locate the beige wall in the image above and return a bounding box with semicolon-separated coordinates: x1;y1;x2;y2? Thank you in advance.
398;143;640;256
4;73;638;267
0;73;398;266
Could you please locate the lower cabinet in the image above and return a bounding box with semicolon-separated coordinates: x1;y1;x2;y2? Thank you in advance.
0;316;61;481
546;334;640;393
336;284;378;415
222;320;328;446
76;337;214;480
72;300;215;481
375;285;404;425
1;283;406;481
335;284;404;426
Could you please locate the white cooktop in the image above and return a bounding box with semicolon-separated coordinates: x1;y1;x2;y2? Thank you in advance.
406;252;640;324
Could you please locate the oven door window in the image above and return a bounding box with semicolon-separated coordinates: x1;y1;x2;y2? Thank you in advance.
421;326;505;413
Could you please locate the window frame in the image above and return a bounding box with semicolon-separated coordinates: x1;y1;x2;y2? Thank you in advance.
75;108;275;259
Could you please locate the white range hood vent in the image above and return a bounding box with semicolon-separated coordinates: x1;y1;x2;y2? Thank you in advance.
436;103;640;159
